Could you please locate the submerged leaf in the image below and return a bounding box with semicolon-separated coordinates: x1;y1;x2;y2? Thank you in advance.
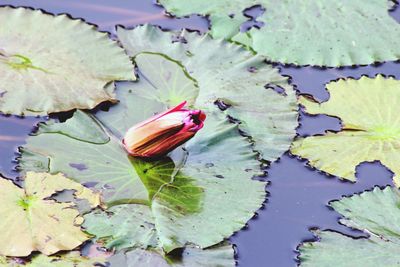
299;187;400;266
0;172;99;256
108;243;235;267
159;0;400;67
291;75;400;186
0;7;134;115
117;25;298;162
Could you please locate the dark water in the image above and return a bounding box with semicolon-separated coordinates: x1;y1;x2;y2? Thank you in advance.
1;1;398;266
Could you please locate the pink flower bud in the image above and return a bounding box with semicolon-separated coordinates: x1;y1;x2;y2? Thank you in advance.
123;101;206;158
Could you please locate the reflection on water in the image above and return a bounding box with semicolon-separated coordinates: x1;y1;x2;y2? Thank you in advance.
0;115;42;179
0;1;398;266
1;0;208;32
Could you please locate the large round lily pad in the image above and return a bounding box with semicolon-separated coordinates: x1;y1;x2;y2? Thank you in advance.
0;6;134;115
19;52;266;252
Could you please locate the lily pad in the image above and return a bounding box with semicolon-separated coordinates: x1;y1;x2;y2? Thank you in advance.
19;53;266;252
83;204;158;251
299;186;400;266
83;204;235;266
0;252;107;267
117;24;298;162
108;243;235;267
0;172;99;257
158;0;400;67
28;252;107;267
83;204;236;266
0;6;134;115
291;75;400;186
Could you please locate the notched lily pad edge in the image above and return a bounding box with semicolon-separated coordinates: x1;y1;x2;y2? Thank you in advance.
295;185;396;264
156;0;400;68
0;6;136;116
0;5;134;57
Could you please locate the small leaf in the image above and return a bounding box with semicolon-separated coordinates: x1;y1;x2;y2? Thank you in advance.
291;75;400;186
0;7;134;115
299;186;400;267
0;172;99;256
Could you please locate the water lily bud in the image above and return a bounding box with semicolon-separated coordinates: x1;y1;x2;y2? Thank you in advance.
123;101;206;158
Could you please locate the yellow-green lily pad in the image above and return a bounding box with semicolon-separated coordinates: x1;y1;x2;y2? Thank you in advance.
0;172;100;256
291;75;400;186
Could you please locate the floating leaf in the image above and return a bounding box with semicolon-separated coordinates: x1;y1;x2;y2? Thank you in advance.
117;24;298;162
19;57;266;252
0;6;134;115
159;0;400;67
28;252;106;267
291;75;400;186
108;243;235;267
83;203;236;266
299;186;400;266
0;172;99;256
83;204;158;251
0;251;107;267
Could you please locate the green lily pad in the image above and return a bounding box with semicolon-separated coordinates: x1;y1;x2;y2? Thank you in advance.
108;243;234;267
291;75;400;186
83;204;236;266
19;52;266;252
83;204;158;251
299;186;400;267
0;6;134;115
117;24;298;162
158;0;400;67
0;172;99;257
